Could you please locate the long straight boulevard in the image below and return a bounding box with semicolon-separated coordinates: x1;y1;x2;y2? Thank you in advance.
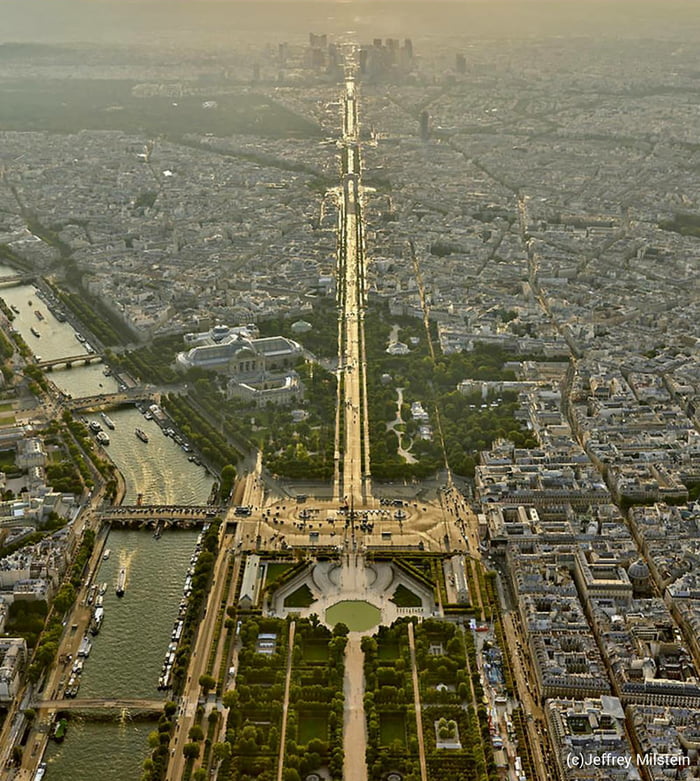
336;67;372;509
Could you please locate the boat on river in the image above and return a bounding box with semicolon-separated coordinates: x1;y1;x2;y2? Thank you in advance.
135;428;149;443
52;718;68;742
90;606;104;635
116;567;126;597
77;636;92;657
101;412;115;429
30;326;40;338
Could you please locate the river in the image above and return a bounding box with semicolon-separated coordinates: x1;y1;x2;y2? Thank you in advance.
43;721;153;781
98;407;213;505
0;276;91;363
0;265;216;779
43;527;200;777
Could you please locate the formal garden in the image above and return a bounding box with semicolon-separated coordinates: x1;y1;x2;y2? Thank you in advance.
362;620;422;781
283;618;347;780
219;617;290;781
216;615;347;781
362;617;500;781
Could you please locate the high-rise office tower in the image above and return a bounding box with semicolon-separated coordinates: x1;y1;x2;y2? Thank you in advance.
420;110;430;141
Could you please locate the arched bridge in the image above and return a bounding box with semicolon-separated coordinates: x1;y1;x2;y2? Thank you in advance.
0;273;35;288
37;353;103;369
33;698;164;712
103;504;226;522
64;388;157;410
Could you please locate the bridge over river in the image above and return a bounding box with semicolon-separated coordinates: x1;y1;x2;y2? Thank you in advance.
33;698;164;713
63;387;157;410
37;353;104;369
102;504;226;523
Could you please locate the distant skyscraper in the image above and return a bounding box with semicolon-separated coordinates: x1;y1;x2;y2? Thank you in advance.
309;33;327;49
419;110;430;141
404;39;413;60
310;48;325;69
456;53;467;74
328;43;338;69
309;33;328;49
359;48;368;74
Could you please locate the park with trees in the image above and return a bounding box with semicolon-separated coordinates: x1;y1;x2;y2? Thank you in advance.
219;615;348;781
219;616;290;781
364;304;538;480
362;617;500;781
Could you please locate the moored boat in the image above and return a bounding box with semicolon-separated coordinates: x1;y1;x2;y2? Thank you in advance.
52;718;68;742
90;606;104;635
77;636;92;657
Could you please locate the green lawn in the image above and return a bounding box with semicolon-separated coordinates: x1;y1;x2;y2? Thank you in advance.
297;712;328;745
302;637;329;663
379;712;406;748
390;584;422;608
0;402;14;412
0;449;17;471
284;584;315;609
325;601;381;632
265;562;295;587
378;639;401;661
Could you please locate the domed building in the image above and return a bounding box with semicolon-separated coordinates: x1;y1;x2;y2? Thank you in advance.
628;558;652;597
177;326;302;376
175;324;305;406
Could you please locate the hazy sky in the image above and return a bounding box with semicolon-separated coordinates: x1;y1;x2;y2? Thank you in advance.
2;0;698;48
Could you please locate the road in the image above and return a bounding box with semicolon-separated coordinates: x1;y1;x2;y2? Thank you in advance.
276;621;296;781
343;636;368;781
407;622;428;781
501;611;553;781
0;486;109;781
336;68;371;508
166;525;233;781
